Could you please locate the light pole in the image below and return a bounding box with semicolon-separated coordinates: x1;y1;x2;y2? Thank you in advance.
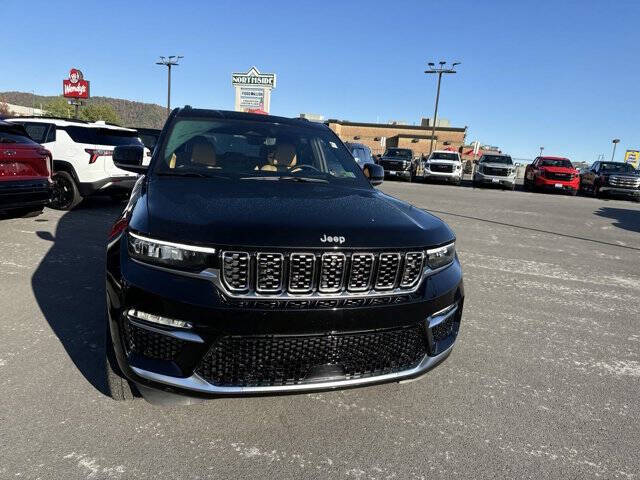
539;146;544;157
425;61;459;155
156;55;183;115
611;138;620;161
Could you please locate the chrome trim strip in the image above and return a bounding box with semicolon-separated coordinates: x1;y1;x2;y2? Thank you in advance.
129;231;217;254
319;252;346;293
129;258;455;300
130;344;454;395
256;252;284;293
127;317;205;343
428;303;458;328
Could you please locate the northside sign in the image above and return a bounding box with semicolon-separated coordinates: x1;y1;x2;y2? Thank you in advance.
231;67;276;88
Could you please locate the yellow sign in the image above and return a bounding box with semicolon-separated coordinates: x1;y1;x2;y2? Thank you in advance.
624;150;640;169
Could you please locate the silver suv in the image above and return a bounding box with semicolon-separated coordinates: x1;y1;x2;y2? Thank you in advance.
473;154;516;190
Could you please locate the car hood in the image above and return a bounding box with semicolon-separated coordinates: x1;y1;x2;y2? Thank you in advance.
136;177;454;249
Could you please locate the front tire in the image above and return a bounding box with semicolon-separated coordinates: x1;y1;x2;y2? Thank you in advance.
105;321;136;401
50;171;82;210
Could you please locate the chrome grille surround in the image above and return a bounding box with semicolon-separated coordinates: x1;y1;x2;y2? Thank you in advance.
348;253;375;292
221;251;250;292
375;253;401;290
212;247;454;301
289;253;316;293
256;253;284;293
609;175;640;188
400;252;425;288
319;253;346;293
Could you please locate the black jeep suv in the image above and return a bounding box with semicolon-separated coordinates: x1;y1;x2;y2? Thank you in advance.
105;107;464;402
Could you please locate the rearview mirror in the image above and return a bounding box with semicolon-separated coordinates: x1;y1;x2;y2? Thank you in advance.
363;163;384;186
113;145;146;173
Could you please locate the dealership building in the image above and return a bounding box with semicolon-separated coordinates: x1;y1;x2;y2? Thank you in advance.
327;119;467;157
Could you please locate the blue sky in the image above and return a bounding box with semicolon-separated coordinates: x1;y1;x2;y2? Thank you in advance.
2;0;639;161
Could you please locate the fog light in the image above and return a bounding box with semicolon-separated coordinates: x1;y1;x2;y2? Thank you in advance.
127;309;193;329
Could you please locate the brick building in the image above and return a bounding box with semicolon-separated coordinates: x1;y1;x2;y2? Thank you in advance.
327;119;467;157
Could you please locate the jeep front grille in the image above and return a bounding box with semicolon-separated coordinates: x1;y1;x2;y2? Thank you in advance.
221;252;250;292
220;250;427;297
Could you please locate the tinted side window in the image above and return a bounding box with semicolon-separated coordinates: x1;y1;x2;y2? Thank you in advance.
64;126;142;146
22;122;50;143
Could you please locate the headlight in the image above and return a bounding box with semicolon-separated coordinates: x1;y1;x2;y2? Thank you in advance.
127;231;215;271
426;242;456;270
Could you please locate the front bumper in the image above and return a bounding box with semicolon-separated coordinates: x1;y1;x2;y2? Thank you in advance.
600;186;640;197
534;176;579;191
0;178;52;211
473;172;515;187
106;237;464;397
383;169;412;179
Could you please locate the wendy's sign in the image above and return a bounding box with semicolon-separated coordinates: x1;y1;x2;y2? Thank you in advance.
63;68;90;99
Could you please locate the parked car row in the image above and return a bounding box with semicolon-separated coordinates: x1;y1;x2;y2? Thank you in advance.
0;117;161;214
375;146;640;202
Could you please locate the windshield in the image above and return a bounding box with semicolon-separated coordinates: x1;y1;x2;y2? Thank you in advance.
600;162;636;173
384;149;412;158
154;118;368;186
480;155;512;164
431;152;459;161
540;158;573;168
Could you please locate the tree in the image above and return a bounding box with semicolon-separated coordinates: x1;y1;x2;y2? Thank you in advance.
81;103;120;124
0;101;12;117
44;96;72;118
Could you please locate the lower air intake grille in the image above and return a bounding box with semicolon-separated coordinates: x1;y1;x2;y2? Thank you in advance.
196;325;428;387
122;320;184;361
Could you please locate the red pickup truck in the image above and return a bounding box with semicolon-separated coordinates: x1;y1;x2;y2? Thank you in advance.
524;156;580;195
0;120;52;217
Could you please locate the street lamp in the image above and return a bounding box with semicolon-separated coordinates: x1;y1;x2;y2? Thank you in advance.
424;61;459;154
539;146;544;157
611;138;620;161
156;55;183;115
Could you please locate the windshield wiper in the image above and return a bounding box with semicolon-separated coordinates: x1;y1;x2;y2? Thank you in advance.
241;175;328;183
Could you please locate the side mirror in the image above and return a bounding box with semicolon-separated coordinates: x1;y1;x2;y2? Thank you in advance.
113;145;146;173
363;163;384;186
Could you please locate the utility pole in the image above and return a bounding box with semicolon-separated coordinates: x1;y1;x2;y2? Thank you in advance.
425;61;459;155
156;55;183;115
611;138;620;161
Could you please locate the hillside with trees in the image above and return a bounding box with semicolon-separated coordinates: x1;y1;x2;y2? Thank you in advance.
0;91;167;128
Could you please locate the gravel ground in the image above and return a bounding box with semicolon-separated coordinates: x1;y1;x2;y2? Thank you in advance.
0;181;638;479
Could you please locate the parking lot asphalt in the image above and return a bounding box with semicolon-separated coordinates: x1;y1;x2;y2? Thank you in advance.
1;181;638;480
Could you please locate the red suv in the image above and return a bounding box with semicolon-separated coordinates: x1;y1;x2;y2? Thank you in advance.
0;121;52;217
524;156;579;195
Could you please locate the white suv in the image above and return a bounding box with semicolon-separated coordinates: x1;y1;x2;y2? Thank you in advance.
415;150;463;185
7;117;148;209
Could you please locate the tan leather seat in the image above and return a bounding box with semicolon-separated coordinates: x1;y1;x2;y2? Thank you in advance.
260;143;297;171
190;137;217;167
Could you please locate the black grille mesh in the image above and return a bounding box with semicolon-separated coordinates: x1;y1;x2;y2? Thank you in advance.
483;166;510;177
256;253;283;292
319;253;346;292
222;252;249;291
376;253;401;289
348;254;374;291
122;320;185;361
401;252;424;287
431;313;455;342
289;253;315;292
430;163;454;173
196;325;427;387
